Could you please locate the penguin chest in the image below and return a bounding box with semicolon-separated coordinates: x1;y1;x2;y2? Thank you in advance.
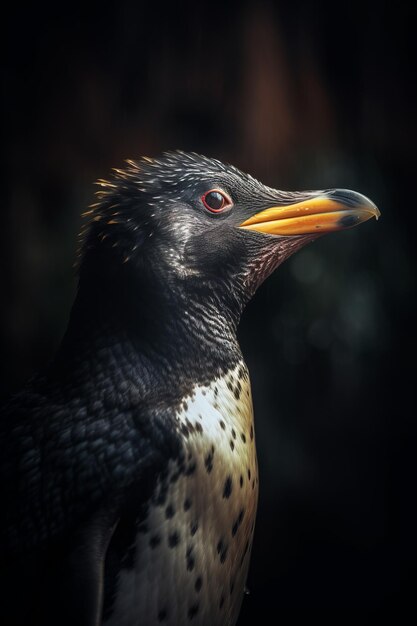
104;362;258;626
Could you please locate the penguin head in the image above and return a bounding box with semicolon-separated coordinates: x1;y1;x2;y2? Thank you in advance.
80;151;379;325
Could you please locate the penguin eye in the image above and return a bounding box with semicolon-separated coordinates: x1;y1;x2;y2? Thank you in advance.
201;190;232;213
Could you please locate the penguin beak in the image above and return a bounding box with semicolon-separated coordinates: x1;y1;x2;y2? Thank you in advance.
239;189;380;236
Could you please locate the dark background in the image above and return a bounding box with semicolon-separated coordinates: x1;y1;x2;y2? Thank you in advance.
2;0;416;621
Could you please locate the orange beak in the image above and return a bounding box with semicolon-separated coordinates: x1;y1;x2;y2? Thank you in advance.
239;189;380;236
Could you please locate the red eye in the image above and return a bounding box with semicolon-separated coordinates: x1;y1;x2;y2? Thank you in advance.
202;189;232;213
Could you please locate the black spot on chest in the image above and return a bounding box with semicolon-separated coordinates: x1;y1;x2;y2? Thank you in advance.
185;461;196;476
204;446;215;473
223;476;232;498
165;504;175;519
232;509;245;537
186;545;195;571
168;531;180;548
217;539;228;564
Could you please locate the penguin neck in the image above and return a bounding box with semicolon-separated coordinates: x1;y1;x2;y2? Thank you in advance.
52;265;244;398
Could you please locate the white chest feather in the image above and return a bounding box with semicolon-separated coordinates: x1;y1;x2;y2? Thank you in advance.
104;362;258;626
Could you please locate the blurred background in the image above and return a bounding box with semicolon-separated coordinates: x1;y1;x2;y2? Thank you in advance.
1;0;416;621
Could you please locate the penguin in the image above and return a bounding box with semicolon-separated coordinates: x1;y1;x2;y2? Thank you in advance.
0;152;379;626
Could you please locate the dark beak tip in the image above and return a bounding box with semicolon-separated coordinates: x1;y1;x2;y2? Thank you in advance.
329;188;380;220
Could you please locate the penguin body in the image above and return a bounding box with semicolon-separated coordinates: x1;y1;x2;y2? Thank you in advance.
104;362;257;626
